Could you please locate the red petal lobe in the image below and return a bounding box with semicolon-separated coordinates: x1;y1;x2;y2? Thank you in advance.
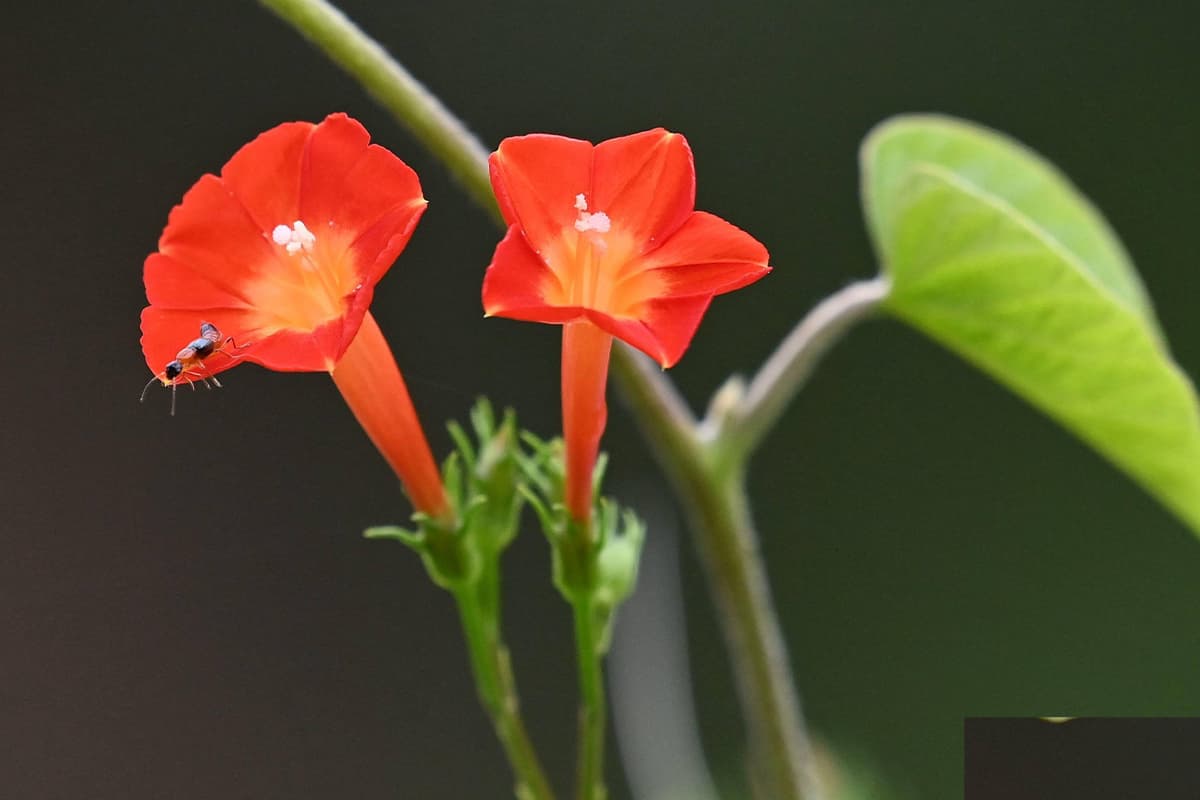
642;211;771;297
592;129;695;253
490;135;593;253
220;121;312;232
586;294;713;368
141;305;343;377
483;225;571;321
144;253;251;310
140;306;256;380
300;114;425;236
349;199;427;288
154;174;281;305
234;321;346;372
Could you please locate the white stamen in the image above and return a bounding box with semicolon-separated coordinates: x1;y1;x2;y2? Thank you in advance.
575;211;611;233
573;193;611;233
271;220;316;255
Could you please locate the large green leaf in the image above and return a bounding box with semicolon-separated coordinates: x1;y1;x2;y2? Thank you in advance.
860;114;1200;534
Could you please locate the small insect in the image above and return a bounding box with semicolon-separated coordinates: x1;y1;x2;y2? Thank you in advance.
140;322;247;415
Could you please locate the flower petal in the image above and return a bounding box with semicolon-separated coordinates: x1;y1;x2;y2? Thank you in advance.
592;129;695;253
482;225;578;322
152;174;282;306
300;113;426;239
490;134;593;253
219;121;311;233
144;253;251;310
641;211;771;297
140;306;251;380
586;294;713;368
349;198;428;287
234;319;348;372
140;305;343;376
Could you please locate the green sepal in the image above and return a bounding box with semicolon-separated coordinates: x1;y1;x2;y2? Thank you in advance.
461;402;524;553
363;524;418;544
365;398;526;592
590;500;645;654
519;432;646;651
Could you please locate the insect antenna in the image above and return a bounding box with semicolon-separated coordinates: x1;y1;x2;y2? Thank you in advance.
140;373;164;404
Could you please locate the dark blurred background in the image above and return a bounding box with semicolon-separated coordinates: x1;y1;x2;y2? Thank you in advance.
4;2;1200;798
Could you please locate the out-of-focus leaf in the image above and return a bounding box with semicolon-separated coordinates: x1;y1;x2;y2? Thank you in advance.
861;115;1200;535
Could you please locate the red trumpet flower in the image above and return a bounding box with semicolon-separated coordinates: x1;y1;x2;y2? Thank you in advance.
141;113;450;522
482;129;770;523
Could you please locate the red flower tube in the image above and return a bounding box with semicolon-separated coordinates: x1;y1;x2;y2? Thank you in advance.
141;113;451;522
482;129;771;524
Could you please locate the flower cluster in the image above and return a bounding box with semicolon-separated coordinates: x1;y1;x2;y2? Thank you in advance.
140;116;769;526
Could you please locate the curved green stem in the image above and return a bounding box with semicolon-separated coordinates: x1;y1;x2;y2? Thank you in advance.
721;278;889;463
455;570;556;800
571;601;607;800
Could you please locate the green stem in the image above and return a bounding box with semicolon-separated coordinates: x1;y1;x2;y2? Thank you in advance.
257;0;501;224
571;600;606;800
454;571;556;800
722;278;889;463
610;351;817;800
707;475;818;799
610;277;888;797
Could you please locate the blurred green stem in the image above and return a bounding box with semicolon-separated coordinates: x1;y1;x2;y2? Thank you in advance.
610;280;887;799
258;1;887;798
572;599;607;800
454;567;556;800
609;352;810;799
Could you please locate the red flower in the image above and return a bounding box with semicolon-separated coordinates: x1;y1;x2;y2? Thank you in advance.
141;113;450;521
482;129;770;523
